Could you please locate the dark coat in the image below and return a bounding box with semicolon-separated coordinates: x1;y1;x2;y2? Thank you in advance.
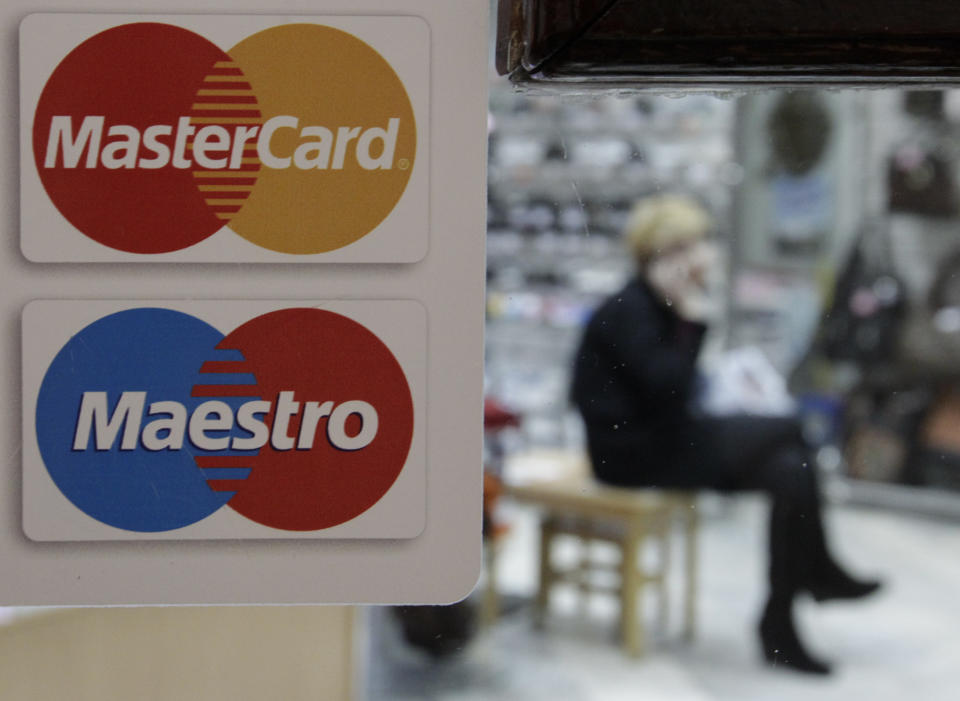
570;276;706;484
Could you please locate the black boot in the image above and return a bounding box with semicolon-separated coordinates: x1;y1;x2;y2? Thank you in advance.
806;562;882;603
759;598;832;676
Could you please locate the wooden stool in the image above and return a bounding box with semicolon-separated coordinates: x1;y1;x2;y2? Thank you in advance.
504;455;698;658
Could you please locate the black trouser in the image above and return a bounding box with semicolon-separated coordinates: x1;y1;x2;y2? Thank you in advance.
587;415;829;602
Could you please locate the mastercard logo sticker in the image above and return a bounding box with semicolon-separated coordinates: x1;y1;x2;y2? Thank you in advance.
22;17;427;260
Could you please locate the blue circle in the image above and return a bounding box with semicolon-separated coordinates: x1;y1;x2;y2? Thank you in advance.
36;308;245;532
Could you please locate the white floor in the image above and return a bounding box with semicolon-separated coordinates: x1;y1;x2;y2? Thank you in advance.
367;495;960;701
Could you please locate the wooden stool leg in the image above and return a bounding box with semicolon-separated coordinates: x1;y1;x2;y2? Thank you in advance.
578;530;593;619
534;516;555;630
620;525;643;657
682;499;698;643
657;516;670;635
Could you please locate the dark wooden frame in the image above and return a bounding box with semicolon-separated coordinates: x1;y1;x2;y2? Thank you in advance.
497;0;960;88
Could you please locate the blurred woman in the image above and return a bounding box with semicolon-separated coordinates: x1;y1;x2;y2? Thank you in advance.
571;194;879;675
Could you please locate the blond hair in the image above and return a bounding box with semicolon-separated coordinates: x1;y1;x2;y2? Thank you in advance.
624;194;712;261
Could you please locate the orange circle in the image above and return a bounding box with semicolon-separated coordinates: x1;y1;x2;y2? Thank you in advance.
227;25;416;254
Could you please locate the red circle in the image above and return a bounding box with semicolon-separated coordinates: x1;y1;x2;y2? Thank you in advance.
33;23;252;253
215;309;414;531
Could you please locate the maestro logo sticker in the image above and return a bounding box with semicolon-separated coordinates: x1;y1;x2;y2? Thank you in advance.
29;305;416;536
30;21;419;256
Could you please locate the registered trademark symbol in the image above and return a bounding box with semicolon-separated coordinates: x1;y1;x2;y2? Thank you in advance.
398;158;410;170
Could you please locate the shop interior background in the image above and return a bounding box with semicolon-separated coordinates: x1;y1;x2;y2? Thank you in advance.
367;85;960;700
6;64;960;701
